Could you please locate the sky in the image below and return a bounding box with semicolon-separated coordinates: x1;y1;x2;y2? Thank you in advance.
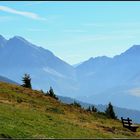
1;1;140;64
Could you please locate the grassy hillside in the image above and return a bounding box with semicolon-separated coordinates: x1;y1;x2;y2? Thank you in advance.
0;82;140;138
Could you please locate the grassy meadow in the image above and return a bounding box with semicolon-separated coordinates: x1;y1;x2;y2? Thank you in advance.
0;82;140;138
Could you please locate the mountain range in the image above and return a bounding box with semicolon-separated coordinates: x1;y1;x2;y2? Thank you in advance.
0;35;140;111
75;45;140;110
58;95;140;123
0;75;17;84
0;35;77;97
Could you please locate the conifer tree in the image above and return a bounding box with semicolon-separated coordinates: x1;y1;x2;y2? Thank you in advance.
105;102;117;119
91;105;97;112
48;87;58;100
22;73;32;89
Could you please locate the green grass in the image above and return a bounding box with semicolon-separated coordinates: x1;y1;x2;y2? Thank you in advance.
0;82;140;138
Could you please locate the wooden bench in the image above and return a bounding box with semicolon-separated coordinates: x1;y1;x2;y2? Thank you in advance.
121;117;139;132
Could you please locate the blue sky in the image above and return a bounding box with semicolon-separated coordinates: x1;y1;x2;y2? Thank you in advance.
1;1;140;64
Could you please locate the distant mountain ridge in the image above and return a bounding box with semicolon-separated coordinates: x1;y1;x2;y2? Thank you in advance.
0;75;18;85
0;35;77;97
75;45;140;111
1;35;140;111
58;95;140;124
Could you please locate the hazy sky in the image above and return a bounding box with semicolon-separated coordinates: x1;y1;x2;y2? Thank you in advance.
1;1;140;64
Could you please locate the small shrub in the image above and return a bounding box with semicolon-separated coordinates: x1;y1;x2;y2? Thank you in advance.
40;89;44;94
97;111;106;116
47;107;64;114
86;106;91;112
0;133;12;138
44;91;49;96
70;101;81;108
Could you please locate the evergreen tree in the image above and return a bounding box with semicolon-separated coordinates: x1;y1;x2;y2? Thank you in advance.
22;73;32;89
49;86;55;97
91;105;97;112
105;102;117;119
48;87;58;100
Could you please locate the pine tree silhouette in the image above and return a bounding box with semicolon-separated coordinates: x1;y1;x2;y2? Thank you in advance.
22;74;32;89
48;87;58;100
91;105;97;112
105;102;117;119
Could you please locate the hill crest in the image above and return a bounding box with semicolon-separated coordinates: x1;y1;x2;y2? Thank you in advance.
0;82;140;138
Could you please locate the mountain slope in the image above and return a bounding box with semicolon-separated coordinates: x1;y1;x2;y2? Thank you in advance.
0;35;77;96
0;82;140;138
1;35;140;111
0;75;18;84
0;35;7;47
75;45;140;110
58;95;140;124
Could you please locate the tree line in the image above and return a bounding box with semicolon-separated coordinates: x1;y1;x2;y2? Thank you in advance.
71;100;117;119
21;73;117;120
21;73;58;100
